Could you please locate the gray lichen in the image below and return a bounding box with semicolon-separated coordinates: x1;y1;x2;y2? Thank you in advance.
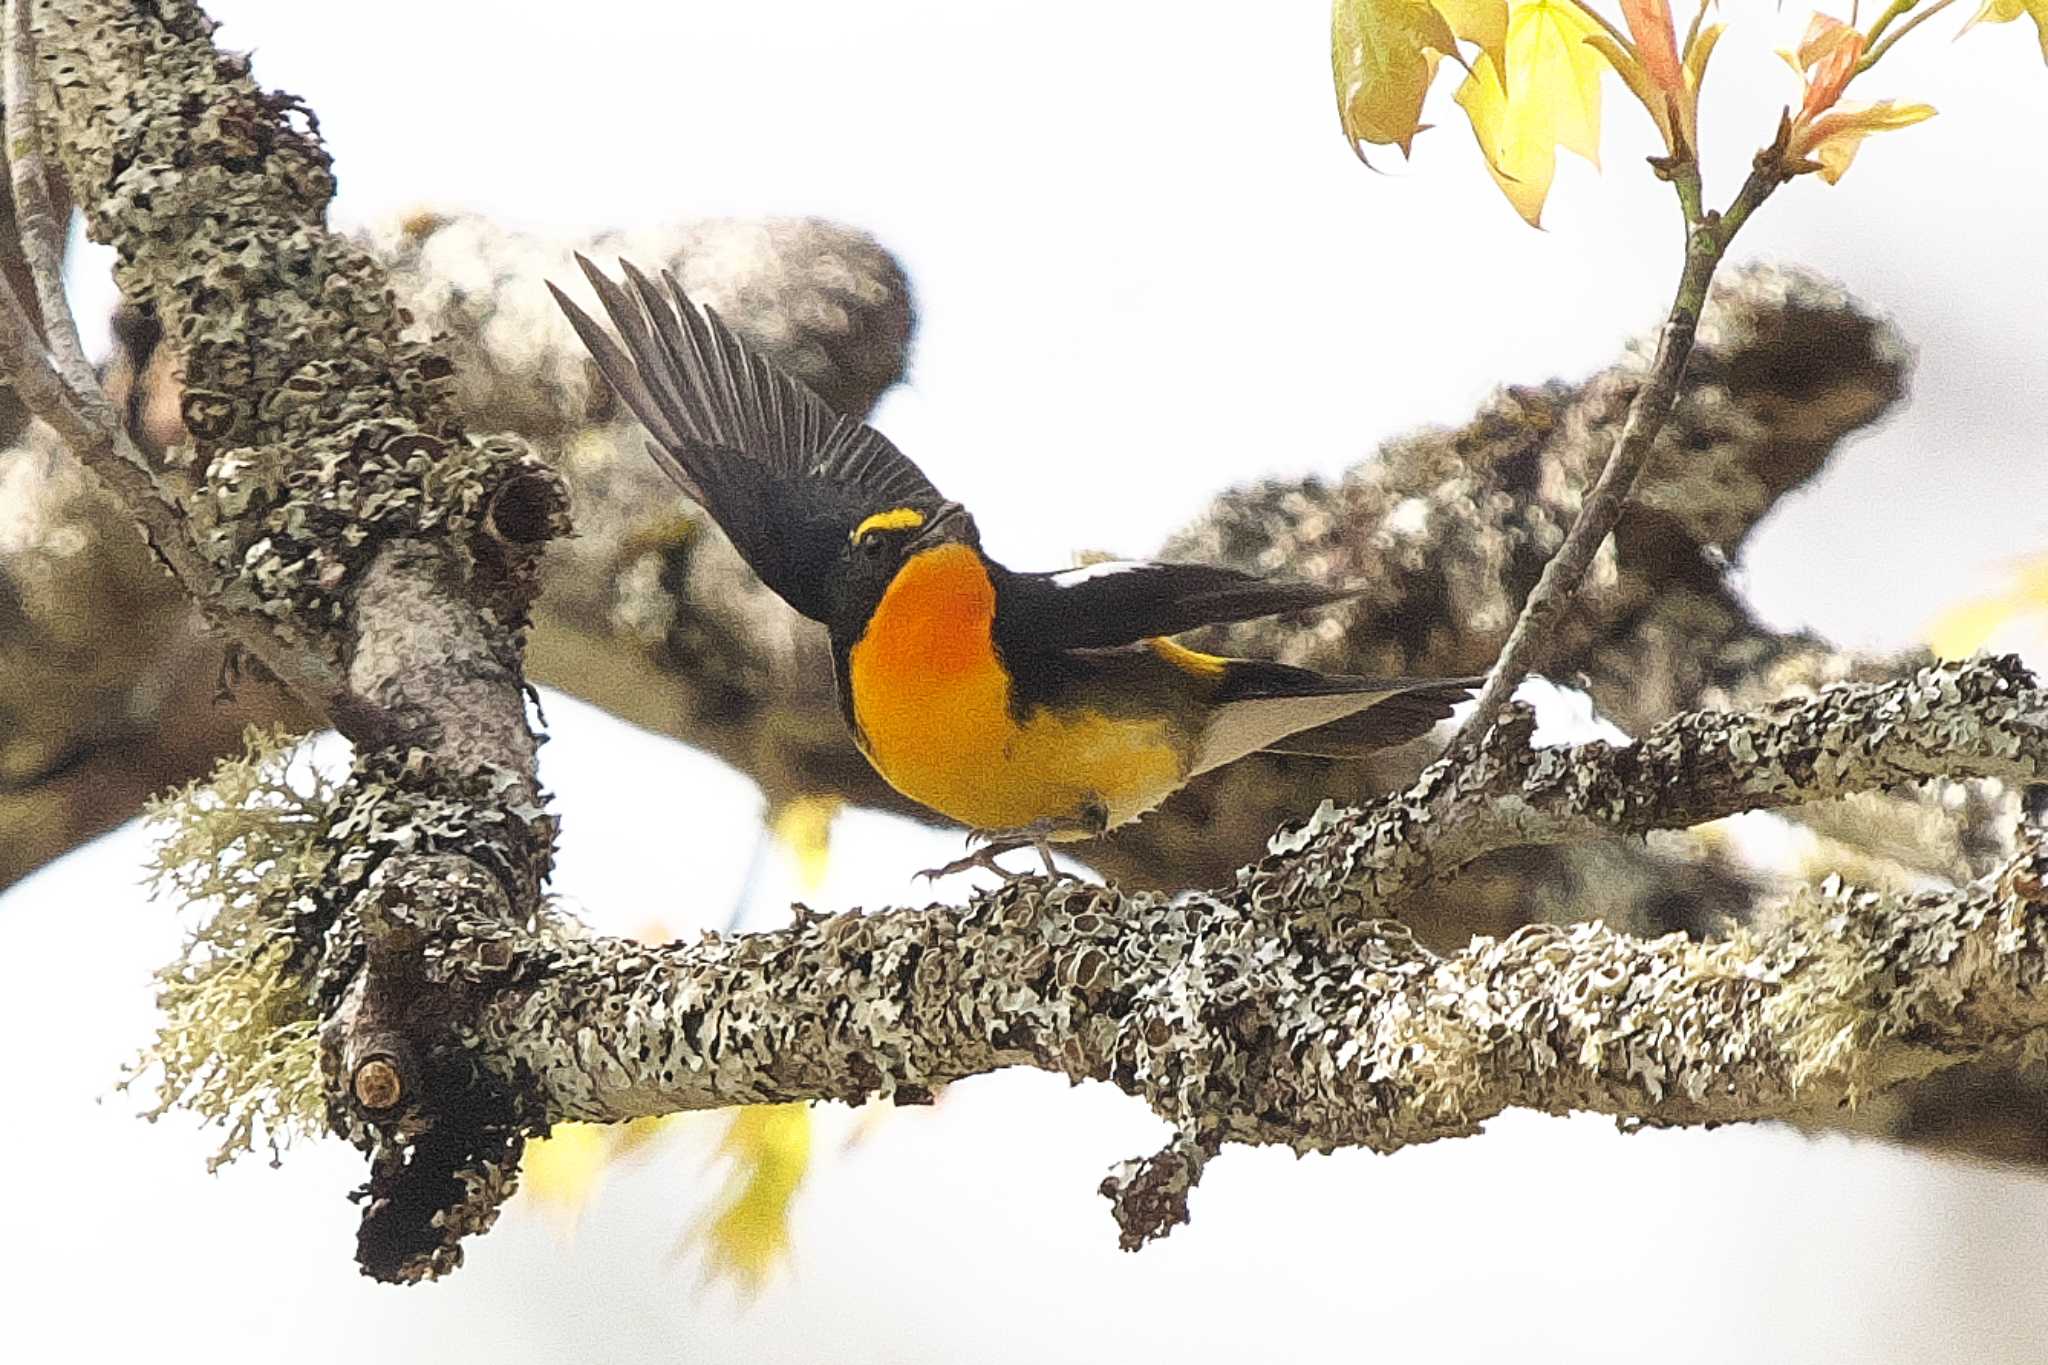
43;0;564;676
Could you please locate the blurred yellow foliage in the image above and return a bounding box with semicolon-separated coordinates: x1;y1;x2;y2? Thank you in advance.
1929;556;2048;660
685;1103;815;1297
771;793;842;891
521;794;840;1281
522;1116;683;1240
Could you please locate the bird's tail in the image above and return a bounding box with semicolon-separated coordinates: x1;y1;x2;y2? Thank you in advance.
1191;663;1479;774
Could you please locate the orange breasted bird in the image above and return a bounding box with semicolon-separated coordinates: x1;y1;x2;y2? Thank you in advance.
552;257;1479;879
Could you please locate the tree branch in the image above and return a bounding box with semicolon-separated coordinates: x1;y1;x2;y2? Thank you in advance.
1335;656;2048;907
6;220;1913;905
4;0;89;394
18;0;566;1276
328;657;2048;1265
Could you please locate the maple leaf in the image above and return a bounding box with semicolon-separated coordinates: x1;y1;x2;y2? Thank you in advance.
1577;0;1724;160
1684;19;1725;102
1436;0;1510;63
1332;0;1463;157
1455;0;1605;225
1784;13;1865;123
1961;0;2048;63
1794;98;1936;182
1776;11;1932;183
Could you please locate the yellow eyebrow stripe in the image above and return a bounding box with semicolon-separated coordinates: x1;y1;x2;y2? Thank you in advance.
851;507;927;542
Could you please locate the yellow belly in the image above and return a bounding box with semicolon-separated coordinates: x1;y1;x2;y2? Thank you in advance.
847;544;1185;834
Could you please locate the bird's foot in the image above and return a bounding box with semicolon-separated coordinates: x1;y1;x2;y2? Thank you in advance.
917;822;1066;883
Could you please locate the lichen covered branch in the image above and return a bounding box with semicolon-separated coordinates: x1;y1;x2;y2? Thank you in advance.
323;658;2048;1263
458;796;2047;1254
27;0;564;1277
1328;656;2048;907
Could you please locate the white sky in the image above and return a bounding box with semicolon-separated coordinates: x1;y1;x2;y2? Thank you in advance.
19;1;2048;1360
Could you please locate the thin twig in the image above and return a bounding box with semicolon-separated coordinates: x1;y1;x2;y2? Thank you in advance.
1858;0;1960;70
0;0;345;700
0;273;210;580
1452;155;1786;744
1862;0;1920;49
3;0;100;403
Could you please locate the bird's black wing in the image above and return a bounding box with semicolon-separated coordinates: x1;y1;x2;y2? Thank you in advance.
992;560;1361;654
549;255;943;621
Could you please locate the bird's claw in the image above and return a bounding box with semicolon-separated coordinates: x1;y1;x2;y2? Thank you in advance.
918;828;1062;883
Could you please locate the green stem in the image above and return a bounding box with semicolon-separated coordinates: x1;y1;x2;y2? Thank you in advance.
1859;0;1959;71
1863;0;1919;48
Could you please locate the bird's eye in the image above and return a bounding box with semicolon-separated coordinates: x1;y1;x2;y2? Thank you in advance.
859;533;885;560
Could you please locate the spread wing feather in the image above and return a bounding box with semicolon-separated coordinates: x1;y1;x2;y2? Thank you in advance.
993;560;1363;655
549;255;944;620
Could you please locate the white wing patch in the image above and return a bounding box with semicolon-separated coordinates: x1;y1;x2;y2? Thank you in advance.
1191;691;1403;777
1051;560;1148;587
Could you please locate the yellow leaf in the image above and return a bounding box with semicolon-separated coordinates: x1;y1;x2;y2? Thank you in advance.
520;1113;683;1239
1435;0;1509;63
1454;0;1606;226
1797;99;1936;184
1962;0;2048;62
611;1112;683;1160
1685;20;1725;94
770;793;841;893
1333;0;1462;156
685;1104;814;1297
1776;13;1866;136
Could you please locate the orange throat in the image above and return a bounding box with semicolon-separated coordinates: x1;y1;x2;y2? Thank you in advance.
846;544;1184;834
847;544;1010;823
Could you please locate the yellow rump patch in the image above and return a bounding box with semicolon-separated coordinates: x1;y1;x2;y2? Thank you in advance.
851;507;926;542
1149;637;1229;677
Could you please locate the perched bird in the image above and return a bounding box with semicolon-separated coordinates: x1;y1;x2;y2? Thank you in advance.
552;257;1478;879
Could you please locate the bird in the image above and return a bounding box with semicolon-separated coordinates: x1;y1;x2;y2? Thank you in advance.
551;256;1480;880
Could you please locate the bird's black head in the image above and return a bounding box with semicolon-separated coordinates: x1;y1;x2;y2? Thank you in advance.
823;499;980;642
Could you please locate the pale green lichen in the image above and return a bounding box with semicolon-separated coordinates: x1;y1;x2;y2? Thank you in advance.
125;727;341;1169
